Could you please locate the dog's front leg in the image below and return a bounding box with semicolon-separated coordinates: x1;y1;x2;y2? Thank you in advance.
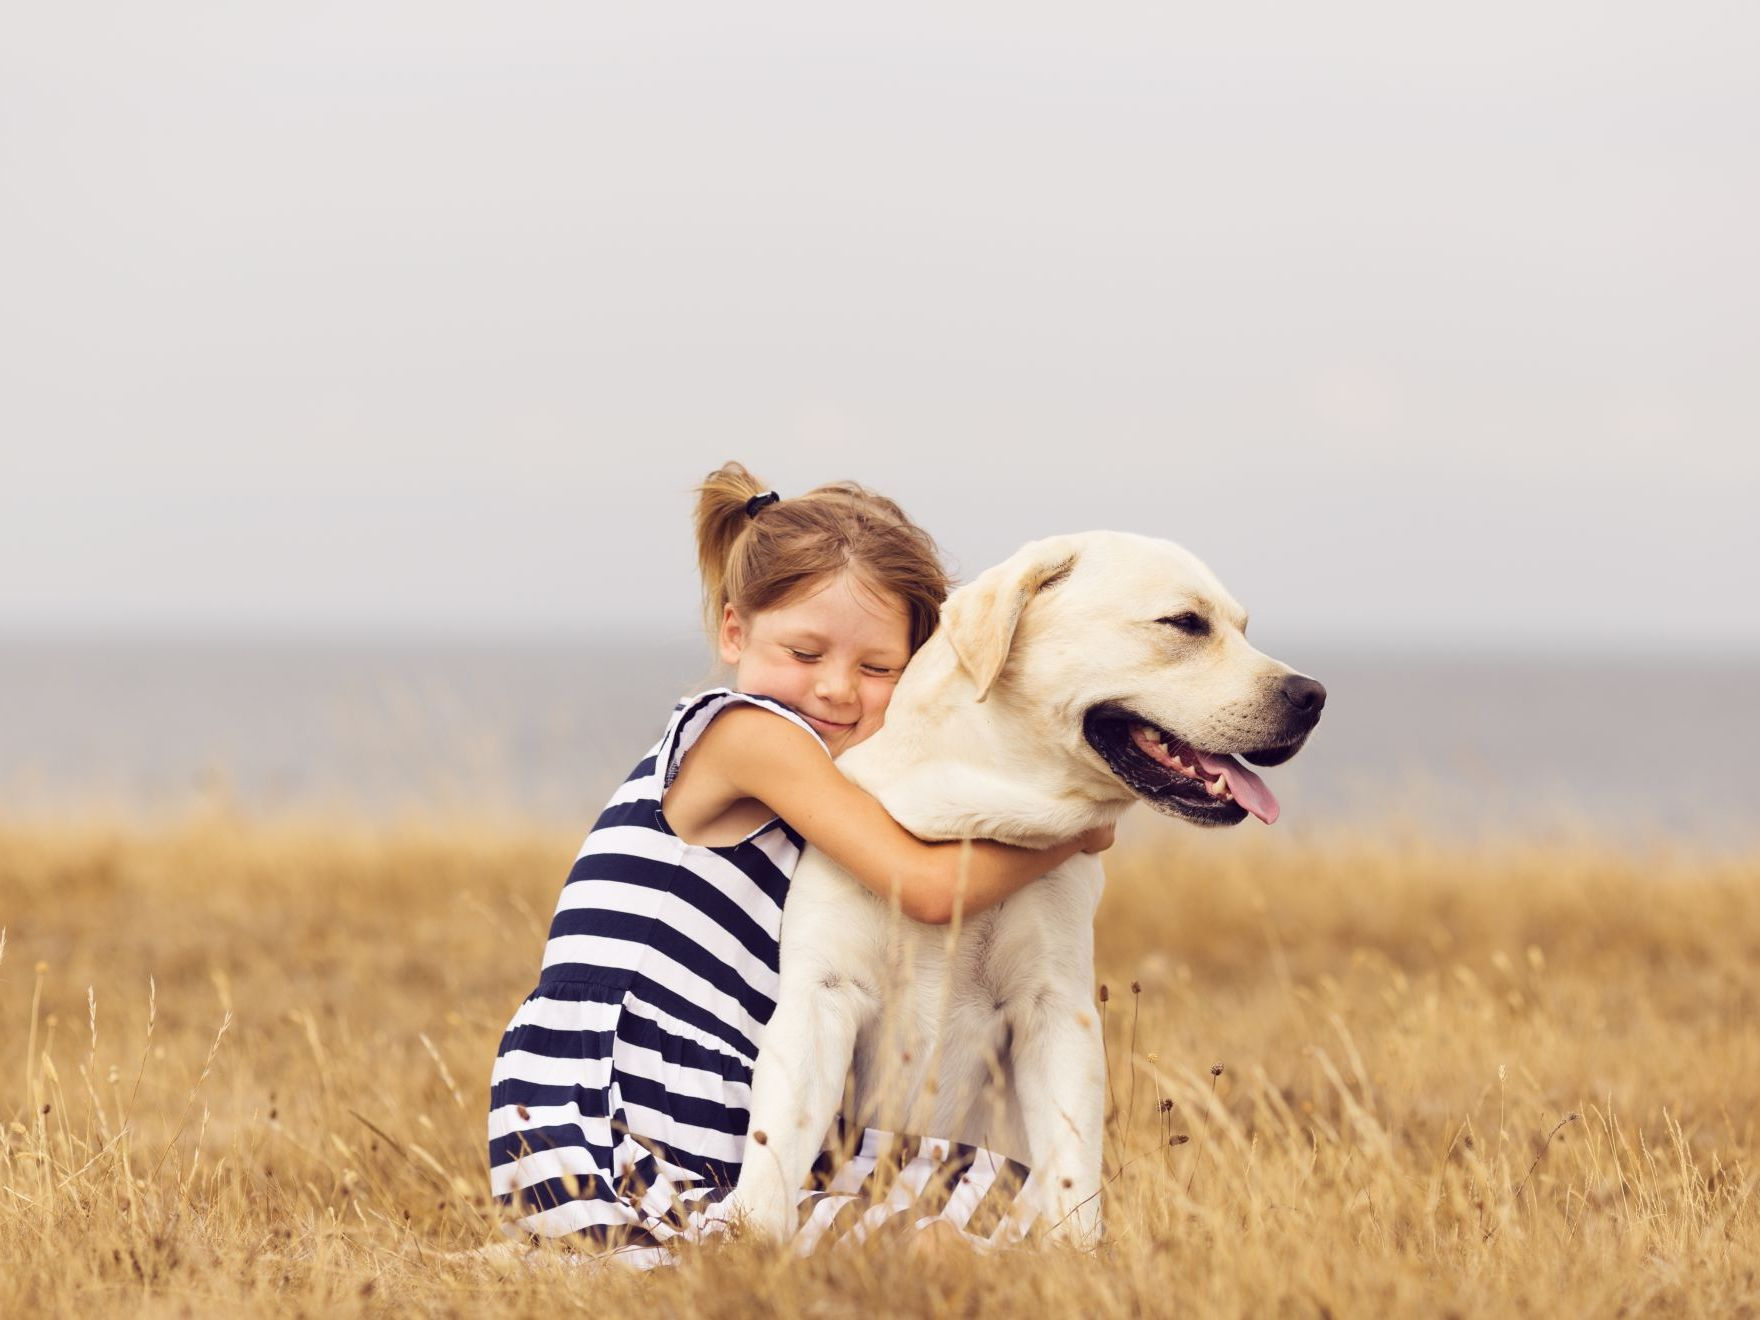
1010;992;1106;1248
727;968;870;1241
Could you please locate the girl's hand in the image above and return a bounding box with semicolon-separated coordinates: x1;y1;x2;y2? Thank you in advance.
1079;823;1116;854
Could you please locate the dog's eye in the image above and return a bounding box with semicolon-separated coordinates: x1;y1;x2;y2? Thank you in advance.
1157;613;1209;636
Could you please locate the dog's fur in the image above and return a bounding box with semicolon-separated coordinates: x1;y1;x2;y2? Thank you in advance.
726;531;1325;1245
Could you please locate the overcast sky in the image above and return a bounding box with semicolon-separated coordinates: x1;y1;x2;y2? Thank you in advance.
3;3;1755;652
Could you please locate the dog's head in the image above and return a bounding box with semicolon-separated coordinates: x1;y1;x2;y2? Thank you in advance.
939;531;1325;827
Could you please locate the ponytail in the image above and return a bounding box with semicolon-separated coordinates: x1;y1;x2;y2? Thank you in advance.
693;461;771;639
691;461;949;654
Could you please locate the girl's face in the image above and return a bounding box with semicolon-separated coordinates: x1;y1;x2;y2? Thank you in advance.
719;570;913;757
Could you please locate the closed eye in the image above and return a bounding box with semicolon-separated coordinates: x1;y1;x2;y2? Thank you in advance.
786;648;821;662
1157;612;1210;637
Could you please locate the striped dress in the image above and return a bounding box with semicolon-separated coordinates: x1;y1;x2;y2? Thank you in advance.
487;689;1036;1261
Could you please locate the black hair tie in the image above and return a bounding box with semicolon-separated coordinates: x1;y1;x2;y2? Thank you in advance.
745;491;781;518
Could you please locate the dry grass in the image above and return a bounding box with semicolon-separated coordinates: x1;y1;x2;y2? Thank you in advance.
3;809;1758;1317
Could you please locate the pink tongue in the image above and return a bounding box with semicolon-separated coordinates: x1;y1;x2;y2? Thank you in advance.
1192;749;1281;825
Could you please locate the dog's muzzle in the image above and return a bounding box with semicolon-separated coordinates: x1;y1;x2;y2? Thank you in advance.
1081;678;1324;827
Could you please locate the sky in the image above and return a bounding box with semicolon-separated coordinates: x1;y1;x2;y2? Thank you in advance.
3;2;1756;652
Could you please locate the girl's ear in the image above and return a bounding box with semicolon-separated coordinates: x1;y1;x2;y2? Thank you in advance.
941;537;1080;703
718;605;747;667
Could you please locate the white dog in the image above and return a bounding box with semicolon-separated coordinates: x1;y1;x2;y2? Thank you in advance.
725;531;1325;1246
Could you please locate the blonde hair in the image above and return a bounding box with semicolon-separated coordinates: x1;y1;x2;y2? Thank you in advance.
693;461;948;653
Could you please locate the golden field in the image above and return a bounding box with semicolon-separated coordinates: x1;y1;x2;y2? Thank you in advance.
3;811;1758;1317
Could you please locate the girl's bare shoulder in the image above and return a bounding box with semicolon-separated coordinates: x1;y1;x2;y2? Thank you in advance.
690;702;828;777
662;702;833;843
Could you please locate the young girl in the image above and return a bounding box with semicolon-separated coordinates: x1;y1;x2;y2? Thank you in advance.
488;462;1109;1257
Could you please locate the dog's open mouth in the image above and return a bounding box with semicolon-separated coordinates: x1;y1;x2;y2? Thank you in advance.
1083;705;1288;827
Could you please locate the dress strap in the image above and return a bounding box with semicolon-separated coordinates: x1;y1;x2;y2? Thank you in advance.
657;689;830;793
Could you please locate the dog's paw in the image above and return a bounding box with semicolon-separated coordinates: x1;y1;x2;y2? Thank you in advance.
723;1160;797;1243
719;1191;793;1243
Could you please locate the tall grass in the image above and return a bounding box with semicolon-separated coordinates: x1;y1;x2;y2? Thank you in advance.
2;811;1756;1315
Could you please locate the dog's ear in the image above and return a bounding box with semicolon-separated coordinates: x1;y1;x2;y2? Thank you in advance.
941;538;1079;703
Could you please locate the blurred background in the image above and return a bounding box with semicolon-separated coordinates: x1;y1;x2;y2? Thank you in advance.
2;3;1755;844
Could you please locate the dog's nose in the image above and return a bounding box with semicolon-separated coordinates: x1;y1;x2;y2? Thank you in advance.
1280;675;1327;718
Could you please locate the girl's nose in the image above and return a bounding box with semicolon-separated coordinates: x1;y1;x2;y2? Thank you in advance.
817;667;858;704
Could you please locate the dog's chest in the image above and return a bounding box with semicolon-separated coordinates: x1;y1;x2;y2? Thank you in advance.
907;866;1101;1012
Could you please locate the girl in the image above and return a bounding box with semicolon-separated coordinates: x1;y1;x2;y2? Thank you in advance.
488;462;1109;1258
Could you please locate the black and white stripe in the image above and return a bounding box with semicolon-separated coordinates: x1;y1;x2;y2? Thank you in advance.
488;689;1038;1257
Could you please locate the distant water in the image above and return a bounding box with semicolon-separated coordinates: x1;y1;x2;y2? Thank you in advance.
1;639;1755;848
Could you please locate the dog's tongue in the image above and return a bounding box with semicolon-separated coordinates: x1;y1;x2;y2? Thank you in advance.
1191;749;1281;824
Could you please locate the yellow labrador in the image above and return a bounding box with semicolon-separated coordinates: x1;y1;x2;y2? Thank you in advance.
726;531;1325;1245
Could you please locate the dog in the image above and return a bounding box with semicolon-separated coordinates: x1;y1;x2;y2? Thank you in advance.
725;531;1325;1246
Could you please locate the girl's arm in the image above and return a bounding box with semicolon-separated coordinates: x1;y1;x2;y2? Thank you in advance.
689;706;1112;925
